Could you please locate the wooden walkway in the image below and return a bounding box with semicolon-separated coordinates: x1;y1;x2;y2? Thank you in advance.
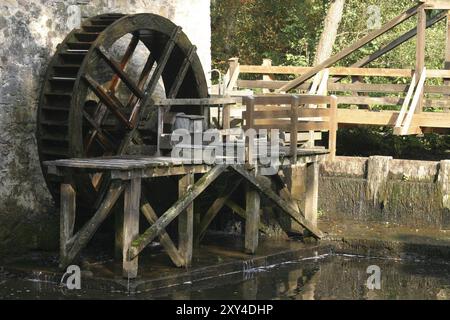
45;149;327;278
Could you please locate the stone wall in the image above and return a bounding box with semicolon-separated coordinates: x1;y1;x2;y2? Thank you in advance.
319;156;450;230
0;0;211;256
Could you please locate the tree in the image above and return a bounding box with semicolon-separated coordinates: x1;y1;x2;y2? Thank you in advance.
313;0;345;65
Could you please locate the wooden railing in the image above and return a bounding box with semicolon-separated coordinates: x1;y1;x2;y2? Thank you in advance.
242;95;338;161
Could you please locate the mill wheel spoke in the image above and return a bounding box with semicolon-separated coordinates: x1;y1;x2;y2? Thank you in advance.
96;46;144;99
118;26;182;154
168;45;196;98
86;34;139;153
83;74;132;129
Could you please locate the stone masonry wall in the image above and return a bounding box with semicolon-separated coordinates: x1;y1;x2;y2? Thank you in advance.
319;156;450;230
0;0;211;256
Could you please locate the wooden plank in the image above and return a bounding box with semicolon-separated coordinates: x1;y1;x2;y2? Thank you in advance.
395;73;418;131
304;162;319;229
154;98;237;106
123;177;141;278
290;97;299;162
227;58;240;92
197;178;242;242
401;68;427;134
421;0;450;9
60;183;76;267
253;121;330;132
239;65;450;79
350;11;446;70
178;172;195;267
230;166;323;239
245;182;260;254
61;181;125;268
279;4;420;91
416;6;426;113
244;108;330;119
129;165;227;259
328;96;338;161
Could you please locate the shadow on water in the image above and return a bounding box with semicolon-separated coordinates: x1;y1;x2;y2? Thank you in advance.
1;254;449;300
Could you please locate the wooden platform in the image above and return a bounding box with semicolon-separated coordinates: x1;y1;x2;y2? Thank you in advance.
44;149;328;279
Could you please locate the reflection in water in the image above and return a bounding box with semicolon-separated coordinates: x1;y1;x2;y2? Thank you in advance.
1;255;449;300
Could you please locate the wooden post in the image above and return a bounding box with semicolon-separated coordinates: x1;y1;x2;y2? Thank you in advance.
304;161;319;229
123;177;141;279
262;59;273;94
60;182;76;268
245;182;260;254
328;96;338;161
244;96;256;165
445;11;450;112
290;96;300;162
178;172;195;267
416;6;426;113
226;57;240;93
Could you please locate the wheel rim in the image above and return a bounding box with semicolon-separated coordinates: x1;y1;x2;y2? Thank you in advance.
37;13;208;205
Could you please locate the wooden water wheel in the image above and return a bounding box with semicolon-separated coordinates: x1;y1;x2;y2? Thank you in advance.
37;13;208;205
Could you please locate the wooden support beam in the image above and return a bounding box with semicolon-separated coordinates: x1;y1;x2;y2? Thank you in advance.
421;0;450;10
245;182;260;254
230;166;323;239
61;181;125;268
328;96;338;162
60;183;76;267
123;177;141;278
196;178;243;243
129;165;227;260
140;197;184;267
178;172;195;267
279;4;420;92
416;6;427;113
349;11;446;70
445;11;450;112
304;162;319;229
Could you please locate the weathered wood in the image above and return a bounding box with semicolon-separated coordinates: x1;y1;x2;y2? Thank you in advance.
178;172;195;267
61;181;125;268
227;58;240;92
421;0;450;9
197;178;242;242
83;74;132;129
129;165;227;259
96;46;144;99
290;97;300;162
416;6;426;113
401;68;427;135
350;11;446;70
231;166;323;239
279;4;420;91
328;96;338;161
245;182;260;254
123;177;141;278
60;183;76;267
154;98;237;106
304;162;319;229
140;197;184;267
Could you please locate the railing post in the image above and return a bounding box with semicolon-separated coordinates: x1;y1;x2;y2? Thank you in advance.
226;57;240;93
262;58;273;94
416;5;426;113
244;96;256;165
328;96;338;162
290;96;300;163
445;11;450;112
